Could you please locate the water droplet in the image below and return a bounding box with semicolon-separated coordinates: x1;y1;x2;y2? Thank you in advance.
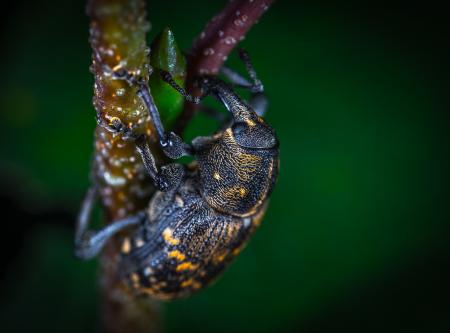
117;208;127;218
234;19;244;27
203;48;215;56
142;21;151;32
103;187;113;196
110;158;122;167
103;197;113;207
223;36;237;45
116;88;125;96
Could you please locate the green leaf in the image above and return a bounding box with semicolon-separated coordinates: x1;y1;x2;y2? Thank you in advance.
149;27;186;128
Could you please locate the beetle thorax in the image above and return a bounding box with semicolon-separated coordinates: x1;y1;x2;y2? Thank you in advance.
193;129;278;217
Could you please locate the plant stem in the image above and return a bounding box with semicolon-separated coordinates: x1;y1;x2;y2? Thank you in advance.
87;0;161;332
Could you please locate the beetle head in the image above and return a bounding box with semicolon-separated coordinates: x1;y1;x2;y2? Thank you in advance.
231;115;278;149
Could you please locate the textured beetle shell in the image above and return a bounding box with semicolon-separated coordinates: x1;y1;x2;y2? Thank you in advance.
193;128;279;217
119;170;268;299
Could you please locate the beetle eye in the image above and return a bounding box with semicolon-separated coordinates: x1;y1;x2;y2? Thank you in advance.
231;121;278;149
231;122;247;136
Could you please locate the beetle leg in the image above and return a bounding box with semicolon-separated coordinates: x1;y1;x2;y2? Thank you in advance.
112;69;193;159
220;49;263;92
134;134;185;192
237;48;264;92
75;185;97;243
248;92;268;117
220;67;254;90
220;50;268;116
74;186;145;260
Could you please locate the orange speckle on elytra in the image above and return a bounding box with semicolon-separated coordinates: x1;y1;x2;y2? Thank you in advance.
167;250;186;261
121;238;131;254
163;228;180;245
213;251;228;264
180;279;193;288
176;262;199;272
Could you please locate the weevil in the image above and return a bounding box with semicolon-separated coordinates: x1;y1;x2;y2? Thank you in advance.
75;50;279;300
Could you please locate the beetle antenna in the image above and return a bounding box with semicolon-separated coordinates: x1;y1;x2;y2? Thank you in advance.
160;70;201;104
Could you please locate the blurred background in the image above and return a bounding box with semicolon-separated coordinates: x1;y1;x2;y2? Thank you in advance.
0;1;449;332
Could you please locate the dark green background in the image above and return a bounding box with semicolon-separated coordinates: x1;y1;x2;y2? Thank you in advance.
1;1;449;332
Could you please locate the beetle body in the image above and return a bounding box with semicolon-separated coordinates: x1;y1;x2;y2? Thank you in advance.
75;51;279;300
120;170;270;299
120;112;279;298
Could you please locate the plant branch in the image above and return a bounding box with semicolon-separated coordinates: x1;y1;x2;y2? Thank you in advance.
87;0;161;332
174;0;275;132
